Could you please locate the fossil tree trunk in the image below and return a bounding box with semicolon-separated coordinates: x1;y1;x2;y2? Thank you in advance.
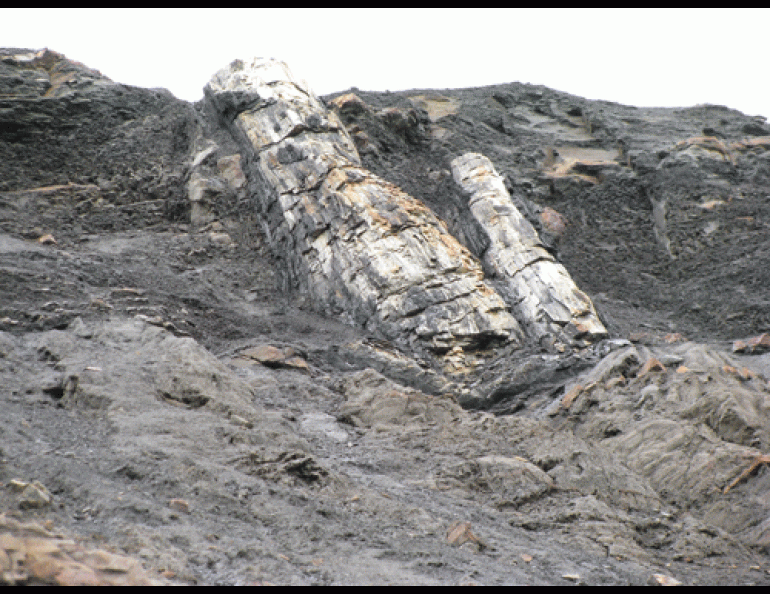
204;59;522;355
451;153;607;347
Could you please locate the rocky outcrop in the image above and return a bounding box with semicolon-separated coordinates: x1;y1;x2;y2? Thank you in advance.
204;58;521;354
0;48;198;232
451;152;607;347
0;48;109;99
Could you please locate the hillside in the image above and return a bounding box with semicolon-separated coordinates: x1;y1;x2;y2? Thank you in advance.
1;48;769;586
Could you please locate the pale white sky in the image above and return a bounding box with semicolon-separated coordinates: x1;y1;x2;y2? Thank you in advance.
4;8;770;119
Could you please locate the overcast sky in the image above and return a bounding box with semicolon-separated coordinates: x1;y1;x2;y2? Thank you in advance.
5;8;770;119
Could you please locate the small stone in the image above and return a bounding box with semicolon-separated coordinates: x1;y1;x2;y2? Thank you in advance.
238;345;309;372
540;206;568;236
664;333;684;343
168;499;190;514
208;231;234;247
9;478;28;491
89;298;112;311
722;365;756;381
637;357;667;378
732;333;770;354
329;93;369;115
604;375;626;389
20;481;53;509
446;521;487;551
230;414;253;429
649;573;682;586
110;287;145;298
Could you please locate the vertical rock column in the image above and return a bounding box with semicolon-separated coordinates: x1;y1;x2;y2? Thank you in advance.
204;59;522;353
451;153;607;346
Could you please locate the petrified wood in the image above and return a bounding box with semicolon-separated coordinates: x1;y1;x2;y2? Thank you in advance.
451;152;607;346
205;59;522;354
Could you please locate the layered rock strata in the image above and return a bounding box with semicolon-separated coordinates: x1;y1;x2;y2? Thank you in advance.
204;58;522;353
451;153;607;346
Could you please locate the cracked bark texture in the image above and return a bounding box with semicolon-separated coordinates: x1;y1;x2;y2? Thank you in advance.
204;58;522;354
451;153;607;347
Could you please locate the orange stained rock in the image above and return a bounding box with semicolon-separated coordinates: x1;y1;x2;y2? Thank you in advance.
0;514;164;586
328;93;369;115
560;382;598;410
722;365;757;382
637;357;666;378
674;136;734;162
723;453;770;494
663;332;684;343
732;333;770;354
730;136;770;153
545;158;620;184
561;384;584;410
539;207;568;236
446;521;487;550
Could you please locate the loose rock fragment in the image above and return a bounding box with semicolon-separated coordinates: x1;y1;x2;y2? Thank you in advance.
9;480;52;509
168;499;191;514
539;206;568;236
238;344;309;372
446;521;487;551
36;234;56;245
649;573;682;586
732;333;770;354
0;514;164;586
637;357;667;378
